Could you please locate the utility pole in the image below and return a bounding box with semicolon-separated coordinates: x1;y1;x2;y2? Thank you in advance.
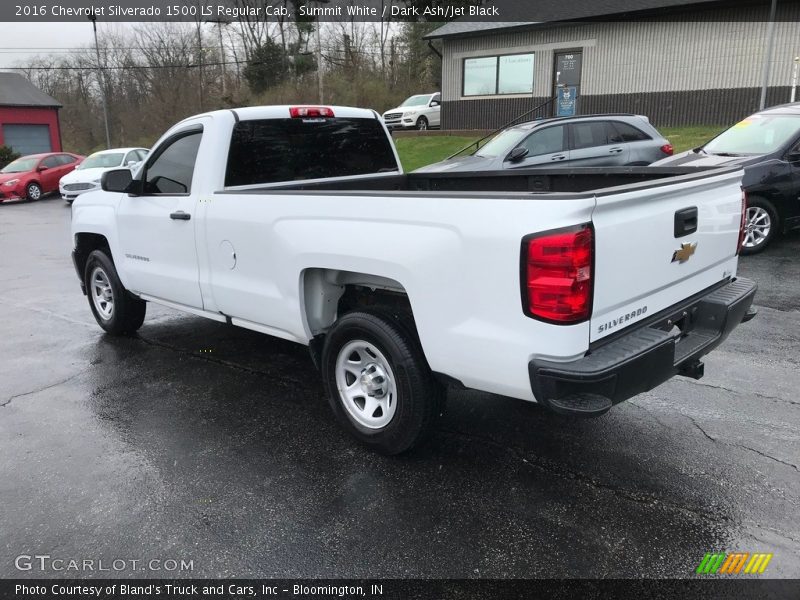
88;12;111;149
204;17;230;98
196;22;204;111
316;17;324;103
791;56;799;103
759;0;778;110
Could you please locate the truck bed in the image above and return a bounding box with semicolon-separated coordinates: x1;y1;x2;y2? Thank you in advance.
217;166;738;196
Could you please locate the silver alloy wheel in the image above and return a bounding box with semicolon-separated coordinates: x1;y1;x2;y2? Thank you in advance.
27;184;41;200
417;118;428;130
743;206;771;248
334;339;398;429
90;266;114;320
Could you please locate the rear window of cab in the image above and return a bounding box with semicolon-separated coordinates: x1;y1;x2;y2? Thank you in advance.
225;117;399;187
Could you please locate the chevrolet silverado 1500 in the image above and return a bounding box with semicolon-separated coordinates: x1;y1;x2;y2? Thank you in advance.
71;105;757;454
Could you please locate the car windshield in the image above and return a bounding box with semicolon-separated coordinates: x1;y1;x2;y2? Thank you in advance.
77;152;124;169
474;128;528;158
1;157;39;173
703;114;800;155
399;95;432;107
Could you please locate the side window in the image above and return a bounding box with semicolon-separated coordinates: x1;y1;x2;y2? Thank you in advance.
136;150;149;161
518;126;565;156
41;156;60;168
59;155;77;165
611;121;652;142
143;132;202;195
431;93;441;105
570;122;610;150
123;151;138;165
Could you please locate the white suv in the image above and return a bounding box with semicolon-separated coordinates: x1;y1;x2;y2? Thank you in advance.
382;93;441;130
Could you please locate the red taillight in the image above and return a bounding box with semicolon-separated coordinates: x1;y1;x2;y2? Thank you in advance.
737;189;747;255
660;143;674;155
289;106;335;118
522;224;594;324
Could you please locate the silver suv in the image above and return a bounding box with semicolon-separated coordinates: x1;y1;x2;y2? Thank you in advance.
414;114;673;172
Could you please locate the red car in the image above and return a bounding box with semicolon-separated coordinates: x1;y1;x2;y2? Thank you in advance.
0;152;84;202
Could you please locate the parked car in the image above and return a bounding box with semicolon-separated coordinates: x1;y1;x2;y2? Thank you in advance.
60;147;149;203
71;104;755;454
653;103;800;254
414;114;673;173
382;93;441;130
0;152;83;202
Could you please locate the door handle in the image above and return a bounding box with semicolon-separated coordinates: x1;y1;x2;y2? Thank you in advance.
674;207;698;237
609;147;624;154
170;211;191;221
551;154;567;161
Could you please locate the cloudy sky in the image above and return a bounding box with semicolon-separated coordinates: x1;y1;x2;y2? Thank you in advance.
0;22;136;69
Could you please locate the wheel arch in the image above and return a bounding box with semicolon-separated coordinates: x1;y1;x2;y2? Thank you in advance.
73;232;112;282
301;268;417;367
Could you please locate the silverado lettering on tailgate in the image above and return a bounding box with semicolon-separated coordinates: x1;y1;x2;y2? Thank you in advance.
597;305;648;334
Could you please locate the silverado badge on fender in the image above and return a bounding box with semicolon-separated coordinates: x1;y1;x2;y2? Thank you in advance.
672;242;697;263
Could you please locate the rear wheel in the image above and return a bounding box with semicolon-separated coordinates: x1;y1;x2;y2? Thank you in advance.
84;250;146;335
415;116;428;131
321;310;444;454
26;182;42;201
741;197;779;255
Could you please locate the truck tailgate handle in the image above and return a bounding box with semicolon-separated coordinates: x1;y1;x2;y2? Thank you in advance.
674;207;697;237
170;211;191;221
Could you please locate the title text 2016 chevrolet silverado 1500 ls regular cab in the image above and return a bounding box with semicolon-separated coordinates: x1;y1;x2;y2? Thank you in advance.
70;105;757;454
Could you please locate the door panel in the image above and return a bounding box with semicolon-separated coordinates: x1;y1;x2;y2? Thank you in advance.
38;156;62;191
567;121;630;166
505;125;570;168
116;129;204;309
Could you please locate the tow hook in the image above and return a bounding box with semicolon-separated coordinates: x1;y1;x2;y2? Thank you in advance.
742;307;758;323
679;360;705;380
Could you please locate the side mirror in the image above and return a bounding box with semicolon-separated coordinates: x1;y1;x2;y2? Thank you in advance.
430;100;440;107
37;165;49;172
101;168;134;193
507;147;529;162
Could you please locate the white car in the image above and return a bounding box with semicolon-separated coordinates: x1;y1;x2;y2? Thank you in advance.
71;105;756;454
382;93;441;130
60;147;148;203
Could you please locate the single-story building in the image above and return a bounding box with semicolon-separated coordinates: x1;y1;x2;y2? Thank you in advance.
0;72;62;154
426;0;800;128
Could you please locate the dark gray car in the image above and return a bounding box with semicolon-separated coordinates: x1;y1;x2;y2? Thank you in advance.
414;114;673;173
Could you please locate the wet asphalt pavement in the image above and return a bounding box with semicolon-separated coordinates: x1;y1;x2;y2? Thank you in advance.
1;196;798;579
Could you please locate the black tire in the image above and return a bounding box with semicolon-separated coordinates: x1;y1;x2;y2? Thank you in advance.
84;249;146;335
415;116;428;131
741;196;779;255
26;182;42;201
321;310;444;455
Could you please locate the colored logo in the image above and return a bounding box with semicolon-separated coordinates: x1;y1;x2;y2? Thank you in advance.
696;552;773;575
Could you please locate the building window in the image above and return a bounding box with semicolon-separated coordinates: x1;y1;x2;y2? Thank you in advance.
463;53;534;97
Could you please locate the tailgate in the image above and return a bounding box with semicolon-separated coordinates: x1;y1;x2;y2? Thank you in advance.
590;168;744;343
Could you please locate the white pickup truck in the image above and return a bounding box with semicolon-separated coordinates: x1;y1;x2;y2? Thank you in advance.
71;105;757;454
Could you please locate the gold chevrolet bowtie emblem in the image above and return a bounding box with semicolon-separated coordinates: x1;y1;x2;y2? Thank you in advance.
672;242;697;263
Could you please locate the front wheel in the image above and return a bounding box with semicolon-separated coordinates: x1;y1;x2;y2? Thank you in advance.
415;116;428;131
26;182;42;201
741;197;779;255
84;250;146;335
321;310;444;454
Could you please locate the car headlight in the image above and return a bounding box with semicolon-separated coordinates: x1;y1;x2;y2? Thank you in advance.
4;179;19;186
403;111;415;118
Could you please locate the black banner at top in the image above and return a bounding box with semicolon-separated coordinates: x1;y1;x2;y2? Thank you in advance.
3;0;800;23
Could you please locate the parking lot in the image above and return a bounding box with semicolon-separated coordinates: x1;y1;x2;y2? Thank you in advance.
1;195;798;578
